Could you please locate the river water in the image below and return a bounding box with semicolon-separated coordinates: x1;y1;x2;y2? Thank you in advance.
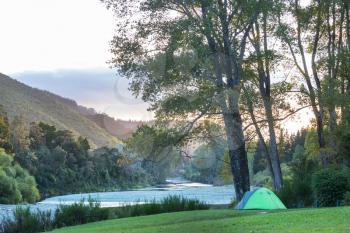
0;178;234;220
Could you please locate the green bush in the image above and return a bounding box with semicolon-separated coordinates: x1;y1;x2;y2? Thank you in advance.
0;207;53;233
1;200;109;233
0;196;208;233
278;179;296;208
312;168;349;207
278;178;314;208
54;199;109;228
0;149;40;204
114;195;209;218
278;146;316;208
341;191;350;206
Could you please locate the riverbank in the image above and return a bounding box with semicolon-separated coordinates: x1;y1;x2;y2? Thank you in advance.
0;179;234;219
49;207;350;233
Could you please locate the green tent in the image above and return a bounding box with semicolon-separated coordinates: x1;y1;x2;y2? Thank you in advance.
235;187;287;210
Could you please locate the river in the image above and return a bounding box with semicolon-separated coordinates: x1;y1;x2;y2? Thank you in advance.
0;178;235;220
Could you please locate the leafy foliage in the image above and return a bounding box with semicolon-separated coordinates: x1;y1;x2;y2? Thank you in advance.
184;139;229;185
0;148;40;204
0;207;53;233
312;168;349;207
124;125;183;184
54;200;110;228
0;105;13;153
15;122;146;198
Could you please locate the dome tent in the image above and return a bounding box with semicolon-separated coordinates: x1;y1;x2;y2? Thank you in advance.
235;187;287;210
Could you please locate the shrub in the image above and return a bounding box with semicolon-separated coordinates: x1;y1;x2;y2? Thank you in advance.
341;191;350;206
0;207;53;233
162;195;208;211
279;146;316;208
278;179;296;208
0;196;208;233
312;168;349;207
1;200;109;233
278;178;314;208
252;169;272;187
0;149;40;204
114;195;209;218
54;199;109;228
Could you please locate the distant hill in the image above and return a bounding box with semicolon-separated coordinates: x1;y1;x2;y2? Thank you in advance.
0;73;144;147
84;113;153;140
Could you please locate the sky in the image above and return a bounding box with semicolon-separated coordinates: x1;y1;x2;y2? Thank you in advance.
0;0;114;73
0;0;310;132
12;69;153;121
0;0;152;121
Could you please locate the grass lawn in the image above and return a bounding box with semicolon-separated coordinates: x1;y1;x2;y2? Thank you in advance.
50;207;350;233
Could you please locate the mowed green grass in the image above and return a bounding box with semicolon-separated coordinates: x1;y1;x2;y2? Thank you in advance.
50;207;350;233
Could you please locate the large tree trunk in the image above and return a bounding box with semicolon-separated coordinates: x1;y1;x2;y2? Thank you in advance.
315;112;326;147
201;2;252;201
215;87;250;201
223;111;250;201
263;99;283;191
209;49;250;201
326;3;338;151
328;108;337;147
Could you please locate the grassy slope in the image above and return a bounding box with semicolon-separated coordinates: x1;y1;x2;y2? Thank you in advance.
0;73;121;147
51;207;350;233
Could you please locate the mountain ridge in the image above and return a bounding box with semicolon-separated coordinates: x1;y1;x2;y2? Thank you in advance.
0;73;145;147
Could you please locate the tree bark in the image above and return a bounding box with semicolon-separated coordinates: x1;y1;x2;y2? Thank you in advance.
345;2;350;124
263;99;283;191
245;88;275;188
223;111;250;200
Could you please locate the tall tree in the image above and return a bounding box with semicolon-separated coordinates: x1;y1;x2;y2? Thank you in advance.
244;0;284;190
340;0;350;124
10;115;30;153
277;0;326;151
0;105;12;153
277;0;349;164
103;0;259;200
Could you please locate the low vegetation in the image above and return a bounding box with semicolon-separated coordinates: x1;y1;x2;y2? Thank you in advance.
0;200;109;233
0;196;208;233
113;195;209;218
1;207;53;233
54;201;110;228
0;150;39;204
49;207;350;233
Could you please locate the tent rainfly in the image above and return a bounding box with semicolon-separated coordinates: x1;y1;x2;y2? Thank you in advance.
235;187;287;210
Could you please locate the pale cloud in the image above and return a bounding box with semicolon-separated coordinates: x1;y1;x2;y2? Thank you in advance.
0;0;114;73
12;69;153;121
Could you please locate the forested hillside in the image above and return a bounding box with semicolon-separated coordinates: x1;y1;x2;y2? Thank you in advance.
0;106;153;200
0;73;123;147
84;113;152;140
